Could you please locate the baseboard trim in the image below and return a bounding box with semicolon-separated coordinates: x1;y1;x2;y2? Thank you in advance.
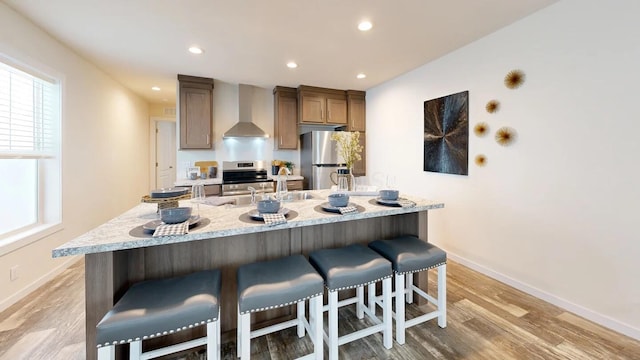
445;251;640;341
0;255;81;313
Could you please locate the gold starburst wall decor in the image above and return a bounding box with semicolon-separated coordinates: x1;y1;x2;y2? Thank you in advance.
474;122;489;137
475;154;487;167
495;126;517;146
504;69;526;89
486;100;500;114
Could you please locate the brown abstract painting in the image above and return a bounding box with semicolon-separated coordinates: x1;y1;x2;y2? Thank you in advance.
423;91;469;175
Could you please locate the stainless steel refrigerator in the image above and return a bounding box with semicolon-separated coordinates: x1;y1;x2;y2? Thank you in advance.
300;131;346;190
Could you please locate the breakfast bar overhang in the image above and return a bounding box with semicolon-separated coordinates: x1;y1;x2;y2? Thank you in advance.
53;190;444;360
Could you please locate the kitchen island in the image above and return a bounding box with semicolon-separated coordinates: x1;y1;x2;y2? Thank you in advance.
53;190;443;360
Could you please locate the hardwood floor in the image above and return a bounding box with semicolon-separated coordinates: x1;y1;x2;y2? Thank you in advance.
1;258;638;359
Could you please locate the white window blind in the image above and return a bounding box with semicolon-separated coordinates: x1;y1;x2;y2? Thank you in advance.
0;61;57;159
0;58;61;242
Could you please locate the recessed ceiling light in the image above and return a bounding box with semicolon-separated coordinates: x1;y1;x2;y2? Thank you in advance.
188;46;204;55
287;62;298;69
356;73;366;79
151;86;161;91
358;21;373;31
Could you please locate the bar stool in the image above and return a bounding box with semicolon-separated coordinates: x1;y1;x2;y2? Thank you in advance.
96;269;221;360
237;254;324;360
369;235;447;344
309;244;393;360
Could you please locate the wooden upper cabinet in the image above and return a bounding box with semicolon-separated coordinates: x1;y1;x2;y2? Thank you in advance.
347;90;366;132
326;97;347;125
298;86;347;125
273;86;298;149
178;74;214;149
299;93;325;124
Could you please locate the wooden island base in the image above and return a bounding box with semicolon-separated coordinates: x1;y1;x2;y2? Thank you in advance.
84;211;429;360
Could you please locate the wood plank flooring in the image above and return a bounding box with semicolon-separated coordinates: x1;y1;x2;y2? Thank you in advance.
1;258;638;359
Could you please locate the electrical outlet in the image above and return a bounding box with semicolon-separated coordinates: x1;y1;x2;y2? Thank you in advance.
10;265;19;281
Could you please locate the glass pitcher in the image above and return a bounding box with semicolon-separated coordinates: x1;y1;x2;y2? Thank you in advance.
337;168;351;192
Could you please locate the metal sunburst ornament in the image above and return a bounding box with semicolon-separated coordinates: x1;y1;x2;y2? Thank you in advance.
504;69;526;89
474;122;489;137
495;127;517;146
486;100;500;114
475;154;487;167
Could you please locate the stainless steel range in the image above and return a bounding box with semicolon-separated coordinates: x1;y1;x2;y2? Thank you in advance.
221;161;273;196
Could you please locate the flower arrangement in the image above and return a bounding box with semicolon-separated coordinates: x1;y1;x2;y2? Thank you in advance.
330;131;363;170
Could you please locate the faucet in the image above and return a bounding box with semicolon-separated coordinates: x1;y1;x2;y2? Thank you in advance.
248;186;256;205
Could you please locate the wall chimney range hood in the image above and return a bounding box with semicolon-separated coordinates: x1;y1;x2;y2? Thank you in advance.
223;84;270;139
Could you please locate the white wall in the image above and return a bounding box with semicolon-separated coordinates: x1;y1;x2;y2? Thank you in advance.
367;0;639;339
176;81;299;179
0;3;149;310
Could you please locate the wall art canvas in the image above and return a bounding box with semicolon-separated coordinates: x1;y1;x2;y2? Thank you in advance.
423;90;469;175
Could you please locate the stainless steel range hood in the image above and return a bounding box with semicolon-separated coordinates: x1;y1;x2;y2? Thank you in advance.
223;84;270;139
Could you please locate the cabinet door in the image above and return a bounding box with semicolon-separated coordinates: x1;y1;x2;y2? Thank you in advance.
180;86;212;149
287;180;303;191
348;97;366;132
352;133;366;176
274;91;298;149
300;94;325;123
204;185;221;196
326;98;348;125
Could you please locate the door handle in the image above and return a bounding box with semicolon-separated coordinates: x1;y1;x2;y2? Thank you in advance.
169;166;173;169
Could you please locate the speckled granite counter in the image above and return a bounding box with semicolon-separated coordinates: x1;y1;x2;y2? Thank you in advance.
71;189;443;360
52;189;442;257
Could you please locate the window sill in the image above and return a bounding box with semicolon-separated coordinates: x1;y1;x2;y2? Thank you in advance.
0;223;63;257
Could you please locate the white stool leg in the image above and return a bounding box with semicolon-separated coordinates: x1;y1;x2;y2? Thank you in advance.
438;264;447;328
237;305;242;358
368;283;376;316
129;341;141;360
207;320;218;360
311;295;324;360
395;273;406;344
356;285;364;319
405;273;414;304
217;313;222;359
240;312;251;359
382;277;393;349
298;300;306;337
328;290;339;360
97;346;114;360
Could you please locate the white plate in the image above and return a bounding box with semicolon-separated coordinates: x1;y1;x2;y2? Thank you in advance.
248;208;290;221
142;215;201;231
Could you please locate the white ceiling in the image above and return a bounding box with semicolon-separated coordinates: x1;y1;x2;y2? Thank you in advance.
3;0;558;105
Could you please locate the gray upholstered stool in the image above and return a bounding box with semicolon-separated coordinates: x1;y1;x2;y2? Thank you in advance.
96;269;221;360
369;235;447;344
309;244;393;360
237;254;324;360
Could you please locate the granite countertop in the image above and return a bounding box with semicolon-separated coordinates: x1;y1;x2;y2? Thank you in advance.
52;190;443;258
174;178;223;186
267;174;303;181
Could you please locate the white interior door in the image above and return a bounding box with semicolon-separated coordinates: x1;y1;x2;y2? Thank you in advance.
156;121;176;188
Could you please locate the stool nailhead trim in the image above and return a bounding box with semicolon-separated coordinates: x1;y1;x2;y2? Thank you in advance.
326;274;392;292
96;317;218;347
397;261;447;275
241;292;323;314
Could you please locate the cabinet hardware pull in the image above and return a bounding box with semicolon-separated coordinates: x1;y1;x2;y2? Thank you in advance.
206;134;210;144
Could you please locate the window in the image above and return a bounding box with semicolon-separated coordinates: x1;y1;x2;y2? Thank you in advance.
0;56;61;252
